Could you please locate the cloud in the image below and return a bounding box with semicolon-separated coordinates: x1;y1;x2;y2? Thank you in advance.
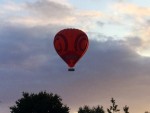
0;0;104;29
0;0;74;26
127;17;150;56
111;3;150;56
113;3;150;17
0;1;22;13
126;36;142;48
0;24;59;70
24;0;103;28
57;39;150;113
1;1;150;113
26;0;73;18
96;21;105;27
0;23;150;113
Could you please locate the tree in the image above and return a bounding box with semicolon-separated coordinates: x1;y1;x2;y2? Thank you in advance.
10;91;69;113
78;98;130;113
145;111;150;113
107;98;120;113
78;105;92;113
93;106;105;113
123;105;129;113
78;105;105;113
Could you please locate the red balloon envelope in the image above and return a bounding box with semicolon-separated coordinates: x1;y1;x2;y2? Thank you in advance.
54;28;89;71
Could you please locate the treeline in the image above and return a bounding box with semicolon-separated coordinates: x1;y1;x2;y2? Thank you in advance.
78;98;129;113
10;91;149;113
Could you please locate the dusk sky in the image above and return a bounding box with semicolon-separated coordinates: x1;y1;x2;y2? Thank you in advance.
0;0;150;113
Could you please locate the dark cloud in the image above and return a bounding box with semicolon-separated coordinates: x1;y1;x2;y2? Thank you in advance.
0;24;150;113
126;36;142;47
147;19;150;25
96;21;105;27
26;0;73;18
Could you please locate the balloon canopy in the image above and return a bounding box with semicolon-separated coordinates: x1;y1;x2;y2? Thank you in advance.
53;28;89;71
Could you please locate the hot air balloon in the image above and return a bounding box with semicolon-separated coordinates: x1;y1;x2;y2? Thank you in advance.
53;28;89;71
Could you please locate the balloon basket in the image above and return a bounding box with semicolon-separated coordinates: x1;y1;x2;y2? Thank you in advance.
68;68;75;71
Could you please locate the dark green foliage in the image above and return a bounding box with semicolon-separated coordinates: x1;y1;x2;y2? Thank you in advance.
78;105;105;113
123;105;129;113
107;98;120;113
10;91;69;113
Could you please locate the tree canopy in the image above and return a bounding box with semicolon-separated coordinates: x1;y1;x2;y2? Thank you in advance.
78;98;129;113
78;105;105;113
10;91;69;113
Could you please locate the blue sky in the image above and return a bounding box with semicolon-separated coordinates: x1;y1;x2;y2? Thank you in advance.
0;0;150;113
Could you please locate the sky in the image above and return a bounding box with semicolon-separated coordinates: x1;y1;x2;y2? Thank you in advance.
0;0;150;113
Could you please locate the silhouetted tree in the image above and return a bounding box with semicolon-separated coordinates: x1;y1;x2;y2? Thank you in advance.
107;98;120;113
123;105;129;113
78;98;137;113
78;106;92;113
145;111;150;113
78;105;105;113
93;105;105;113
10;91;69;113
